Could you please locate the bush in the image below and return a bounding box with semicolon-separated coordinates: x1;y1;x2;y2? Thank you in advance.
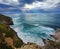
14;37;23;48
0;43;13;49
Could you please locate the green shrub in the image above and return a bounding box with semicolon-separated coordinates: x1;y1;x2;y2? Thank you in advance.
0;43;13;49
14;37;23;48
0;24;14;38
0;24;23;48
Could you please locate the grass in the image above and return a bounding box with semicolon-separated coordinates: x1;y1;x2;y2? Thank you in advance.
0;24;23;48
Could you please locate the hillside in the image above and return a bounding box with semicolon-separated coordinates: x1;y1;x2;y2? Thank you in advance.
0;14;23;49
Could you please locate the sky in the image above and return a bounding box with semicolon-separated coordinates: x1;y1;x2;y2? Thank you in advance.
0;0;60;14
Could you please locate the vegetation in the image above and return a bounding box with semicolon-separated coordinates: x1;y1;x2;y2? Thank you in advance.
0;43;13;49
0;24;23;48
0;14;23;48
14;37;23;48
0;24;14;38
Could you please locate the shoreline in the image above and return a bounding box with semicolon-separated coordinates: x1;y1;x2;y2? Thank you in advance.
0;14;60;49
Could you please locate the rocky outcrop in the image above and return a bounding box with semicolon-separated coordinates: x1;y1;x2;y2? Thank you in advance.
52;29;60;42
0;14;13;25
42;29;60;49
20;42;42;49
43;39;60;49
0;14;23;49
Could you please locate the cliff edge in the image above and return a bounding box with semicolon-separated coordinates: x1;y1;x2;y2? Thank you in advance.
0;14;13;25
0;14;23;49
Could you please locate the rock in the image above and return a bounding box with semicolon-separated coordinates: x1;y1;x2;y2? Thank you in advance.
20;42;42;49
0;14;13;25
50;29;60;42
43;40;60;49
0;14;23;49
42;30;60;49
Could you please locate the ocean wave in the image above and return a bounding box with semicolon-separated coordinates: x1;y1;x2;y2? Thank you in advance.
11;22;55;46
10;13;59;46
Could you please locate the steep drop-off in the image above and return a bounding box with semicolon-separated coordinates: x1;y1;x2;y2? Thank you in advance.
0;14;23;49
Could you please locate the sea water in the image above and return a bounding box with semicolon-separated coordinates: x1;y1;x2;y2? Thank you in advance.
6;13;60;46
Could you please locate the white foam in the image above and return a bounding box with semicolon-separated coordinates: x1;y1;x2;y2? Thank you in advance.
12;27;44;46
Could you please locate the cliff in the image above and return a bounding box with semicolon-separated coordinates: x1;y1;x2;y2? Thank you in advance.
0;14;23;49
20;42;42;49
52;29;60;42
41;28;60;49
0;14;13;25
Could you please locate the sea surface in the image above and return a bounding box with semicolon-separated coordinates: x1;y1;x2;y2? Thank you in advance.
5;13;60;46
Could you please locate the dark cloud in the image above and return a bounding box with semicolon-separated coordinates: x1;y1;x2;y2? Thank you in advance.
0;4;22;13
37;0;44;2
20;0;36;4
0;4;13;8
0;0;60;13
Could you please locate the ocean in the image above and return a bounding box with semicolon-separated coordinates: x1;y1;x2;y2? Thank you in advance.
5;13;60;46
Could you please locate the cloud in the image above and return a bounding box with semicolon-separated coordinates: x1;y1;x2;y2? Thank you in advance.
0;0;60;13
0;0;20;5
22;0;60;11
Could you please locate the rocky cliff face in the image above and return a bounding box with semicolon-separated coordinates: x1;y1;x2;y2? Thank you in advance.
0;14;13;25
42;39;60;49
0;14;23;49
53;29;60;42
20;42;42;49
41;28;60;49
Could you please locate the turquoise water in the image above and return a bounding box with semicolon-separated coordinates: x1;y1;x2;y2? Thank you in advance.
6;13;60;46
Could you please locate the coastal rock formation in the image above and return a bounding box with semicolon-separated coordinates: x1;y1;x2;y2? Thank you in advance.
43;40;60;49
0;14;13;25
0;14;23;49
20;42;42;49
53;29;60;42
43;29;60;49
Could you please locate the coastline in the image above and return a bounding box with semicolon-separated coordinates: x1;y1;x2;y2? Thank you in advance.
0;14;60;49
